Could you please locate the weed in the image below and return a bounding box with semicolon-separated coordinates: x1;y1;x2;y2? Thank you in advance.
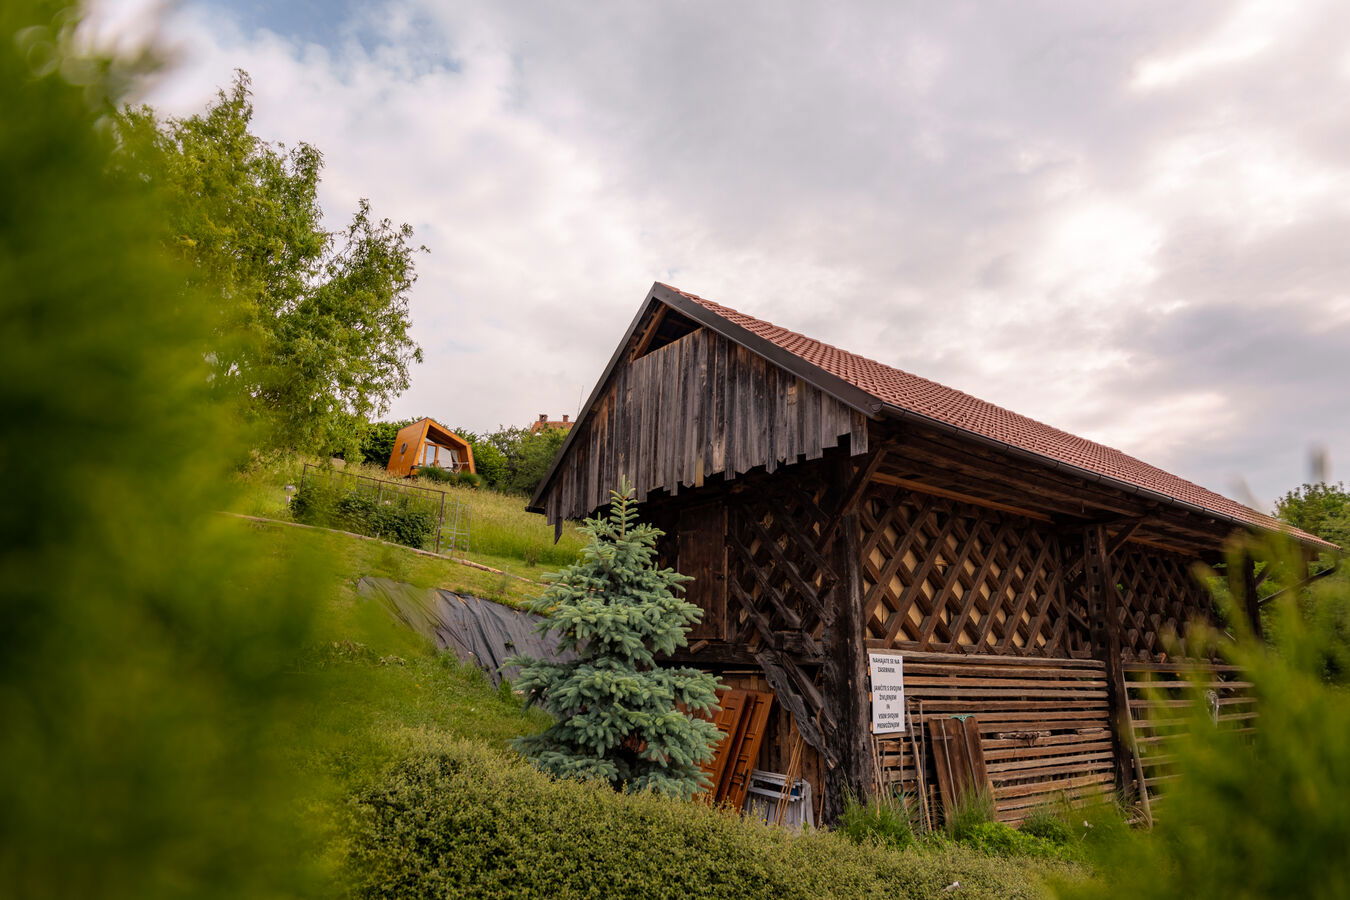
839;792;916;849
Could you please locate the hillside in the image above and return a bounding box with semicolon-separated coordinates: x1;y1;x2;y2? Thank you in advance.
234;455;585;606
237;508;1083;899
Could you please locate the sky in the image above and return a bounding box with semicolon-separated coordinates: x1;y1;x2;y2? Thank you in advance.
90;0;1350;511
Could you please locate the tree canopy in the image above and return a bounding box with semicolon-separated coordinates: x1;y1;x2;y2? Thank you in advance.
117;71;423;457
1275;481;1350;549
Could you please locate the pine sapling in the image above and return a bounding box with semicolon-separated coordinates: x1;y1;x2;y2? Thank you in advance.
508;480;723;798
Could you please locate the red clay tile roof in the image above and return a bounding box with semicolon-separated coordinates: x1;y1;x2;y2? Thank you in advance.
661;284;1333;549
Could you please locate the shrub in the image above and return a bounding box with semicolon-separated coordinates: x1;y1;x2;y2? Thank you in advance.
413;464;456;483
467;439;508;488
415;466;485;489
958;822;1069;860
345;736;1081;900
291;480;438;549
1020;809;1076;846
358;419;414;466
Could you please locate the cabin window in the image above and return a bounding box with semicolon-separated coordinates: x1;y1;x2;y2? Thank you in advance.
422;442;461;470
634;309;701;359
400;442;408;454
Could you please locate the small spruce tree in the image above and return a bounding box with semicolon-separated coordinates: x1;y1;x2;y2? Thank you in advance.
509;480;723;798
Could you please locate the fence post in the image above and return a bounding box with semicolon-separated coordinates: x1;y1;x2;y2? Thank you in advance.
436;492;446;554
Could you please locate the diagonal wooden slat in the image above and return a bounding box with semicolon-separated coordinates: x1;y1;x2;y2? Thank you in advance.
942;520;1012;650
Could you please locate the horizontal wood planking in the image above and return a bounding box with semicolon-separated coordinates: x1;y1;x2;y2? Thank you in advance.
538;324;867;525
876;651;1114;824
1123;660;1257;807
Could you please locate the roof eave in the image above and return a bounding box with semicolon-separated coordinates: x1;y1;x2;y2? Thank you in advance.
875;402;1336;553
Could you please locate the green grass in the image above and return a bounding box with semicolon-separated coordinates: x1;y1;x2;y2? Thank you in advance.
232;514;547;609
234;454;586;579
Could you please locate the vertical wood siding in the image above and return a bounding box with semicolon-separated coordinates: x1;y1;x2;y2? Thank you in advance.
539;326;868;525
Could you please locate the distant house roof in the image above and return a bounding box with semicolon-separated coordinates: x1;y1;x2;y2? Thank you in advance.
530;413;573;434
656;284;1333;551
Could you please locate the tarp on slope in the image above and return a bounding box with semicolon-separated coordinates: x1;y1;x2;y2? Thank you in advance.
358;576;571;684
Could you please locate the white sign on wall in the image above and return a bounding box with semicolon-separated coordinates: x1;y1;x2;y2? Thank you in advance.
868;652;906;734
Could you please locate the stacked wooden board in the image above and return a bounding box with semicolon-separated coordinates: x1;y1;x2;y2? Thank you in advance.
875;650;1113;823
699;688;775;810
1123;661;1256;805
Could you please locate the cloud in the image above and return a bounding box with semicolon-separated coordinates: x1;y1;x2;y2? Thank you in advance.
91;0;1350;504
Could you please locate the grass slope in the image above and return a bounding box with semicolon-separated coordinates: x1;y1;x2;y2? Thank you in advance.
234;454;589;604
238;454;585;565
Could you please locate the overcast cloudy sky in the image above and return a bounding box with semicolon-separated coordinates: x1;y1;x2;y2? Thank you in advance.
96;0;1350;509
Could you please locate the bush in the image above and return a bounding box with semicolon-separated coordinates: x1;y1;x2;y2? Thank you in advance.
345;736;1081;900
958;822;1069;860
1020;809;1076;846
292;480;438;549
415;466;485;489
358;419;414;467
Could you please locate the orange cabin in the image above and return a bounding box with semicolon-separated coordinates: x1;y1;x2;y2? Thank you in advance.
386;418;476;478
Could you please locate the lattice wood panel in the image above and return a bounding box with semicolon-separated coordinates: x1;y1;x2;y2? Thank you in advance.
859;484;1085;658
1114;547;1216;661
875;651;1114;823
725;474;840;657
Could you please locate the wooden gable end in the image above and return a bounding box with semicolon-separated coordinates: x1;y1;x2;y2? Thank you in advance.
536;320;869;525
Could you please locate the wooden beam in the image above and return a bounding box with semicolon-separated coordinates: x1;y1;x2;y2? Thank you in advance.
627;304;668;361
819;457;879;824
871;472;1053;522
1080;525;1138;800
1106;520;1145;557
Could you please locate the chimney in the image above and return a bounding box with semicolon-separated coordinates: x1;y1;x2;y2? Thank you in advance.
562;414;570;423
538;413;547;423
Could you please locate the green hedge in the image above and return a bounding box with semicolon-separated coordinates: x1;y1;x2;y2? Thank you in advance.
345;736;1078;900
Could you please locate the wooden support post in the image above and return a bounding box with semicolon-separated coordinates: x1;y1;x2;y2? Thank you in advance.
1081;525;1137;800
820;458;879;825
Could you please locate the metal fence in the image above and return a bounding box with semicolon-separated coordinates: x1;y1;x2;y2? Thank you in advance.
299;463;470;555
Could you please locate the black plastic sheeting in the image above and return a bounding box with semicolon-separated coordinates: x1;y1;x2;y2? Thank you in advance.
357;576;571;684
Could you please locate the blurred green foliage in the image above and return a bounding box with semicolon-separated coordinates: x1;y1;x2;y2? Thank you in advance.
0;4;334;895
1058;538;1350;900
117;71;423;460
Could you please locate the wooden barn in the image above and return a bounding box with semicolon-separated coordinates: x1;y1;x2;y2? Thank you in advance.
528;283;1334;825
386;418;476;478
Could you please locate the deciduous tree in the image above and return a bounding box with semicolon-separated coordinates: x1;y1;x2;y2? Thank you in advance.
118;71;423;457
